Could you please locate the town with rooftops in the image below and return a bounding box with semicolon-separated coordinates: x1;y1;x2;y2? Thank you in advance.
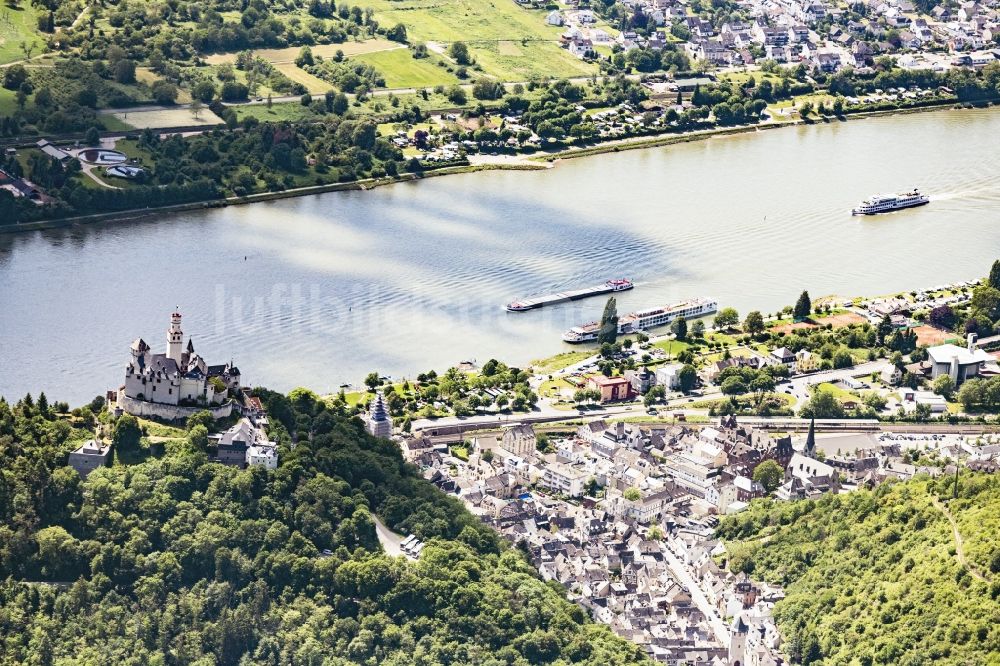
54;260;1000;666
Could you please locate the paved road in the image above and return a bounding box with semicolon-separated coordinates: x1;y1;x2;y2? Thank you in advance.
372;515;414;560
663;539;730;645
782;359;890;404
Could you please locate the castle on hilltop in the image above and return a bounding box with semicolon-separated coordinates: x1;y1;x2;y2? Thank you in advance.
117;311;240;420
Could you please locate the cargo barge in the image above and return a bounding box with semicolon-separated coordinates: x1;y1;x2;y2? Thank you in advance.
506;279;634;312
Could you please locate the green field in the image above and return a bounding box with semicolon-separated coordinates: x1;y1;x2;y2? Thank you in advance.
235;101;320;123
0;87;18;115
531;350;594;374
274;61;332;94
0;4;44;65
99;113;134;131
470;39;595;82
362;0;597;81
355;48;459;88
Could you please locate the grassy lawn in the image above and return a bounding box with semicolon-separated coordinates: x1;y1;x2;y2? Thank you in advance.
705;331;739;346
531;350;593;374
539;377;576;398
355;48;459;88
100;114;134;131
340;381;416;407
813;382;859;403
652;339;690;358
719;71;783;86
0;4;44;65
138;418;187;438
114;138;157;166
0;87;19;115
73;171;114;190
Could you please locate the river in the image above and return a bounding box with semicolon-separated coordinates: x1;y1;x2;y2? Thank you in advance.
2;106;999;405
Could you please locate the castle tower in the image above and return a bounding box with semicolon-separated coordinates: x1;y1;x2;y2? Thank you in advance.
130;337;150;361
365;392;393;439
167;311;184;365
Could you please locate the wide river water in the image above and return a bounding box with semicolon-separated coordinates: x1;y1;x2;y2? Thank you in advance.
3;107;1000;404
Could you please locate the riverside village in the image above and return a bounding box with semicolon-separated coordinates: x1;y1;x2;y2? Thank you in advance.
68;258;1000;665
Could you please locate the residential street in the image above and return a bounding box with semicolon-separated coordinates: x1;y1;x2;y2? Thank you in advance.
663;539;731;645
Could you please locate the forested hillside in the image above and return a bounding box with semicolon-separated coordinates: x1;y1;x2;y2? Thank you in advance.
717;475;1000;666
0;390;648;665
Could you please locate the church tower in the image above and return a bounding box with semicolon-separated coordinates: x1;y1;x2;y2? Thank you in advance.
804;416;816;459
729;614;748;666
167;311;184;365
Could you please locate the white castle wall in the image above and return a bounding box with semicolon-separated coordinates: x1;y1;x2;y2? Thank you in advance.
119;394;234;422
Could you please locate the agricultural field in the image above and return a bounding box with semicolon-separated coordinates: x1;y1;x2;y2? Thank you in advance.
471;39;595;82
354;48;459;88
136;67;193;103
0;4;44;65
203;39;403;65
234;101;318;123
363;0;598;81
273;61;332;94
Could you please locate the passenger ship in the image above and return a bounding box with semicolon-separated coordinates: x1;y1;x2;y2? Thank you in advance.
562;297;718;343
851;188;929;215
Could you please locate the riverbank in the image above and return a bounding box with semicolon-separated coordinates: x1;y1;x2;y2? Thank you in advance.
0;161;547;234
0;97;978;236
537;96;963;162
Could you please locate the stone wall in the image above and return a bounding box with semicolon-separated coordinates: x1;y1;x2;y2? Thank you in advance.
119;394;234;422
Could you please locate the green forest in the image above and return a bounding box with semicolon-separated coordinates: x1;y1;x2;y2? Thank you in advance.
717;475;1000;666
0;389;648;665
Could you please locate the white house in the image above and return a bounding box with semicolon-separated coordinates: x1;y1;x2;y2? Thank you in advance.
542;462;588;497
546;10;564;26
656;363;686;390
246;443;278;469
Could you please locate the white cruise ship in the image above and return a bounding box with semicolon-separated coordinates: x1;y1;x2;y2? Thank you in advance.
851;188;929;215
562;298;718;343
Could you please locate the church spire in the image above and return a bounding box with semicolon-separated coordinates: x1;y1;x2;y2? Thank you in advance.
805;416;816;457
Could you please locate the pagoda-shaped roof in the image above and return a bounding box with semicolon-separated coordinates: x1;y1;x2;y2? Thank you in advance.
370;392;389;422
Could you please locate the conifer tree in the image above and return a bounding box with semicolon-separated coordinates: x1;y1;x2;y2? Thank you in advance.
598;297;619;345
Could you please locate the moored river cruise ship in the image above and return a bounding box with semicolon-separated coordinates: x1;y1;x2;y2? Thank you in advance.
562;298;718;343
851;189;929;215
